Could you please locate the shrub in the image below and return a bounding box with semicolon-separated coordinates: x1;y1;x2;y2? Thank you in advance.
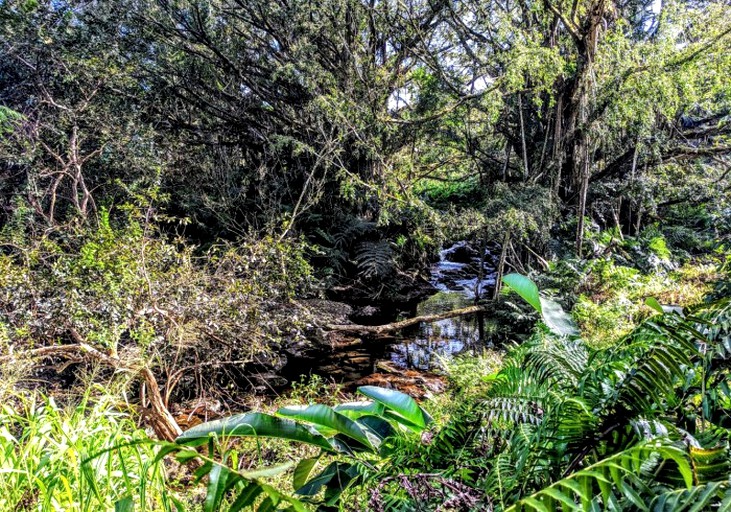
0;211;316;408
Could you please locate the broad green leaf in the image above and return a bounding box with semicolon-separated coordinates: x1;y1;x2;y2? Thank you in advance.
333;401;385;419
176;412;335;452
382;410;426;433
293;458;318;490
295;462;339;496
175;449;200;464
560;477;590;501
357;386;431;429
323;463;360;506
540;297;579;336
356;415;396;441
277;404;375;450
503;273;542;314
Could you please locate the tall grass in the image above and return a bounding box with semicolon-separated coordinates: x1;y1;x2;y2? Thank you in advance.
0;390;179;512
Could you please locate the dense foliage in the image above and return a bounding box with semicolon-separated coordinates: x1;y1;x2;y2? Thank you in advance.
145;276;731;510
1;0;730;509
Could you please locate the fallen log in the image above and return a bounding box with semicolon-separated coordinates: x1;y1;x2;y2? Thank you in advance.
327;305;486;335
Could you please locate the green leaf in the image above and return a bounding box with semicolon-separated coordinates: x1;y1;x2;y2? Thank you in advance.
540;487;580;509
540;297;579;336
257;497;276;512
240;462;295;480
333;401;385;419
323;463;360;505
503;273;542;314
205;464;234;512
293;458;318;490
152;441;183;464
356;415;396;441
357;386;431;430
176;412;335;452
522;496;551;512
114;496;134;512
645;297;665;314
619;480;649;511
295;462;339;496
228;482;263;512
277;404;375;450
260;484;307;512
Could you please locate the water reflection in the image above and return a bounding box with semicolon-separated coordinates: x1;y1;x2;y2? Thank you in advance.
294;241;498;382
387;290;489;371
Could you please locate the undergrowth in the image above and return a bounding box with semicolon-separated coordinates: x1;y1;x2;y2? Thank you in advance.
0;389;180;512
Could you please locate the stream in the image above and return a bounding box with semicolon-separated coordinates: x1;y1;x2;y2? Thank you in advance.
292;241;498;385
388;241;498;370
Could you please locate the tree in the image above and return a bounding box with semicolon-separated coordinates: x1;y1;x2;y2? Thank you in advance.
0;0;161;230
393;0;731;254
116;0;449;238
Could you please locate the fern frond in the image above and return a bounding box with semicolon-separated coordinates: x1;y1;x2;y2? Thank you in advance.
504;441;694;512
524;337;589;388
354;240;393;279
650;481;731;512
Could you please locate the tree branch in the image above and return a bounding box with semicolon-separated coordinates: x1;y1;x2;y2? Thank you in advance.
327;305;486;335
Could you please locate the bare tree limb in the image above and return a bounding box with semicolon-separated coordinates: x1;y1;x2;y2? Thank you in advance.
1;336;182;441
327;305;486;335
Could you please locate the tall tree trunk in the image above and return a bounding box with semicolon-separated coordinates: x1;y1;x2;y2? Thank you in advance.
576;153;590;256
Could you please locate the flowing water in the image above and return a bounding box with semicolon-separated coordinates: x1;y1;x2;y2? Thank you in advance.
296;241;498;383
386;241;498;371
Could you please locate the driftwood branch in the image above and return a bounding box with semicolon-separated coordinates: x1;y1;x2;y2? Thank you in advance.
2;337;182;441
327;305;486;335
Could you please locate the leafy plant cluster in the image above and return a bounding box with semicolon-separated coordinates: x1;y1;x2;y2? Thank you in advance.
394;276;731;510
0;210;316;404
140;274;731;511
0;390;176;511
158;385;435;511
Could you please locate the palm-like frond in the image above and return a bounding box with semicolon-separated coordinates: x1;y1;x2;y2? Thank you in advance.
504;441;695;512
651;482;731;512
354;240;394;279
469;278;731;511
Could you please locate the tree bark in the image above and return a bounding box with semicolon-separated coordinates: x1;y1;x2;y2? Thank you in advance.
493;232;510;300
327;305;487;335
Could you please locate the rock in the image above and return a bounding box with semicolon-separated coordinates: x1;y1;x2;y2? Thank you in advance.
350;305;382;324
442;241;478;264
301;299;353;324
251;373;289;389
355;362;447;399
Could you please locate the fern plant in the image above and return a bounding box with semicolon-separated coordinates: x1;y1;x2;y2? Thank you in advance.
471;275;731;511
158;275;731;511
377;274;731;511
